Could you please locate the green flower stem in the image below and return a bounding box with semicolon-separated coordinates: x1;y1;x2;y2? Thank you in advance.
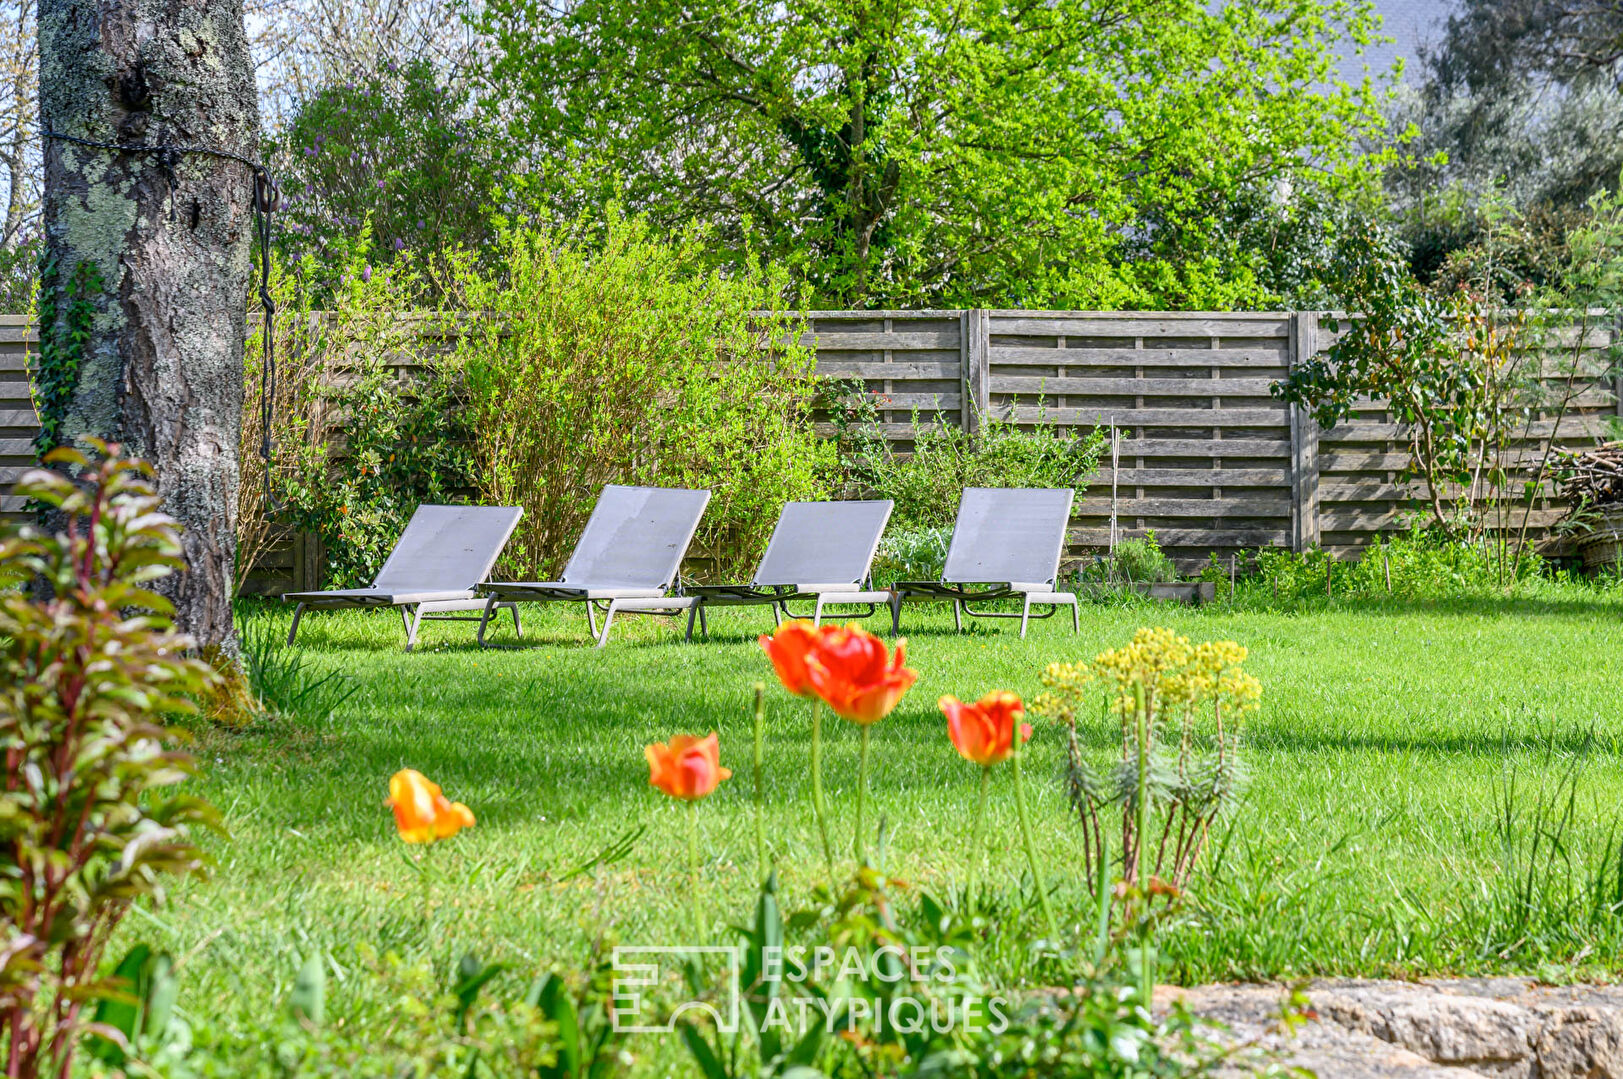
1011;741;1059;942
752;683;769;880
966;766;991;911
1133;679;1149;894
854;725;872;864
687;800;703;941
809;699;834;880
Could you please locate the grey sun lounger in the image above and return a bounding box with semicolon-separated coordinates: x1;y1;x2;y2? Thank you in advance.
890;488;1078;638
283;504;525;651
475;485;711;648
676;500;894;640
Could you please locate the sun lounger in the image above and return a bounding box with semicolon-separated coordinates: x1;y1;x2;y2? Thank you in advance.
889;488;1078;638
678;500;894;639
475;485;711;647
283;504;525;651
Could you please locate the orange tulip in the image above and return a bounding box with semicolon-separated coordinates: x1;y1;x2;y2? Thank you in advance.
804;624;918;725
940;692;1033;767
759;620;825;697
387;769;476;844
646;732;733;801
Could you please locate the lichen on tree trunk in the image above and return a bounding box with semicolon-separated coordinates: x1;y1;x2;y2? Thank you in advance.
38;0;259;648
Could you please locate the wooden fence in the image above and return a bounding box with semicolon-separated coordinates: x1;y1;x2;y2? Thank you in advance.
2;310;1615;588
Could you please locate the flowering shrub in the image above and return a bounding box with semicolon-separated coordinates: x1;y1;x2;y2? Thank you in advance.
249;244;474;589
1036;628;1259;897
0;442;221;1077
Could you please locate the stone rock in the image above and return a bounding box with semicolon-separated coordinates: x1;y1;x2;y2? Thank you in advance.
1157;978;1623;1078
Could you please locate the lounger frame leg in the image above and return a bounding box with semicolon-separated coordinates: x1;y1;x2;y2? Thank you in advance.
952;599;964;633
812;594;827;627
1018;596;1033;639
596;599;620;648
511;604;522;638
399;607;412;636
698;603;708;638
477;598;498;648
685;602;700;642
1071;598;1079;634
405;605;425;652
287;603;307;646
889;593;903;636
586;602;599;639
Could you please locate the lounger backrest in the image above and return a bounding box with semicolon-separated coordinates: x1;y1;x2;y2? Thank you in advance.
753;500;894;587
560;485;712;589
372;504;525;592
941;488;1074;586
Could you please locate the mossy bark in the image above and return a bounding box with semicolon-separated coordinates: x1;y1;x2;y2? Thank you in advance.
39;0;258;648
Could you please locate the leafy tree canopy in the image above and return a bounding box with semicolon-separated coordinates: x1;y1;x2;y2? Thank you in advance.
476;0;1396;309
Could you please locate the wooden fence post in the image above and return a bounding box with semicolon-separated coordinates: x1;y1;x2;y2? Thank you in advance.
962;308;990;434
1289;311;1321;552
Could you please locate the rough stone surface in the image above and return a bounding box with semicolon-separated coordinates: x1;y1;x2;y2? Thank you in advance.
1158;979;1623;1078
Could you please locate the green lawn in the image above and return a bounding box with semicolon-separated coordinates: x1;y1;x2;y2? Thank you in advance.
149;591;1623;1051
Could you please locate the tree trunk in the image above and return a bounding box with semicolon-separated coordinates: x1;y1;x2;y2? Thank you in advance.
38;0;258;648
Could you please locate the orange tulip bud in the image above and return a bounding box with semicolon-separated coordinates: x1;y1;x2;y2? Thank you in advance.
646;731;732;801
387;769;476;844
940;691;1030;766
759;619;825;697
804;624;917;726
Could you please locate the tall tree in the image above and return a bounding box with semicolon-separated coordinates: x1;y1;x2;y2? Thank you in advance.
478;0;1393;309
38;0;259;647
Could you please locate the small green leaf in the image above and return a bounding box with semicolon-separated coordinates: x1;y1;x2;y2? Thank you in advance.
289;952;326;1026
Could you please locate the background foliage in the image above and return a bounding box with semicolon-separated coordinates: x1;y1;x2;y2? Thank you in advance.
451;214;832;580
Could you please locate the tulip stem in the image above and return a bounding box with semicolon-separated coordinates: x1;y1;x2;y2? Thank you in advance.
687;800;703;942
1011;739;1059;942
966;766;990;913
752;683;769;881
809;699;834;881
854;726;872;865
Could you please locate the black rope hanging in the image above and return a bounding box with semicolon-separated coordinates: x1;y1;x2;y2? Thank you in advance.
43;130;282;507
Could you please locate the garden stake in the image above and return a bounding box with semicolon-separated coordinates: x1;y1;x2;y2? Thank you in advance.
1385;551;1392;593
854;725;872;864
1327;560;1333;598
1011;733;1059;942
965;766;991;912
809;699;834;879
1229;554;1236;604
751;683;768;880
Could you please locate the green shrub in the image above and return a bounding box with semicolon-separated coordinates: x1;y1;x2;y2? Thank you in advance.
259;241;475;590
1108;530;1179;584
0;442;221;1078
870;525;952;586
451;214;832;579
1244;530;1548;602
845;410;1104;533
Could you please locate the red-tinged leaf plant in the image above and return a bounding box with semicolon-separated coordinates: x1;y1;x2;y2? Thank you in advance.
0;440;222;1078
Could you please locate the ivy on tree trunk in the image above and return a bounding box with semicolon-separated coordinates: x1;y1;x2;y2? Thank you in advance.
38;0;259;648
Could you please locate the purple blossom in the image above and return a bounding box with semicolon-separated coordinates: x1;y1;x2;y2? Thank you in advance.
393;237;405;251
361;264;373;283
376;179;385;189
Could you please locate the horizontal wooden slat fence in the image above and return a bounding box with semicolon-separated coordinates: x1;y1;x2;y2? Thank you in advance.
3;309;1614;588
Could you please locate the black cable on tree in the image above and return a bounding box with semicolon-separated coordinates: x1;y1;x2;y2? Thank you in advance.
43;129;282;507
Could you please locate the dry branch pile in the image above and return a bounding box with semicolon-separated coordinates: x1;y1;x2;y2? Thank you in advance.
1560;442;1623;506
